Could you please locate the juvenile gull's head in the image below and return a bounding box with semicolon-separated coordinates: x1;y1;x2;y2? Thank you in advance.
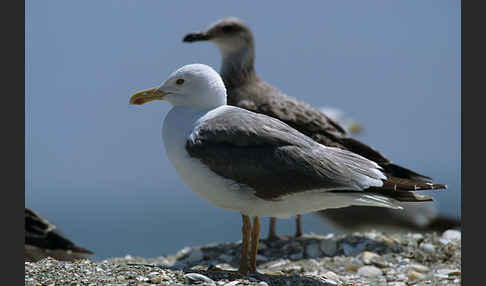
183;17;254;55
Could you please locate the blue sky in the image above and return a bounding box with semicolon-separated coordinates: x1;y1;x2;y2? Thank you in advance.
26;0;460;259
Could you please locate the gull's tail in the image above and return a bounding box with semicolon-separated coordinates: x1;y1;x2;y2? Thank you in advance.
367;177;447;202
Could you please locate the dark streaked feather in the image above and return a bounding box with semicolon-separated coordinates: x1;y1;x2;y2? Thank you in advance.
25;208;93;261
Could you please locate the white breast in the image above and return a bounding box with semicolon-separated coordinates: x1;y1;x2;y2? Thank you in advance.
162;106;261;212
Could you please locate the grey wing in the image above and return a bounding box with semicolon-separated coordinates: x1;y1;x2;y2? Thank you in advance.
186;108;386;200
229;80;433;181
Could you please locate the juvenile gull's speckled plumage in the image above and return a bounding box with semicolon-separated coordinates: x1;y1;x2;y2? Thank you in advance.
129;64;446;274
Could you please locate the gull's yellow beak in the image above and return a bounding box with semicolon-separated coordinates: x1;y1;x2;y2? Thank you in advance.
129;87;168;105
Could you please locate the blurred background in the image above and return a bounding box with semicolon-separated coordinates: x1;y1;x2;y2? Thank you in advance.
25;0;461;260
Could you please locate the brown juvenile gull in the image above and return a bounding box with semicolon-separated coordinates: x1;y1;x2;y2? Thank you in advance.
25;208;93;262
129;64;446;274
183;17;443;240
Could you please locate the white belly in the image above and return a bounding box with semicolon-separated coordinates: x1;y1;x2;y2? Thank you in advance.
162;106;399;218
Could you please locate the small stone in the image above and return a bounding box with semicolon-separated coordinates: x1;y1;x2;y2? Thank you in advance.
175;246;192;259
322;271;340;284
116;275;125;281
440;230;461;244
410;263;430;273
267;259;290;269
184;273;215;285
289;252;303;260
357;265;383;277
282;241;303;254
323;271;339;280
257;282;269;286
306;243;321;258
149;276;163;283
436;268;461;276
186;248;204;263
256;254;268;262
408;271;426;281
420;243;436;254
136;276;149;282
361;251;379;264
218;254;233;263
396;273;407;281
411;233;424;240
320;239;337;256
223;281;240;286
345;264;361;272
388;282;406;286
341;243;360;256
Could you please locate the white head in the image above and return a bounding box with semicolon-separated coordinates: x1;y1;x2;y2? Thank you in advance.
130;64;227;108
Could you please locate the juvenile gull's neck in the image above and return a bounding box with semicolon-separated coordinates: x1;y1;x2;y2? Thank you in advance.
220;44;257;88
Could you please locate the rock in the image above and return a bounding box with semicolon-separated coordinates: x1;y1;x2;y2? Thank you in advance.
186;248;204;263
388;282;406;286
218;254;233;263
257;282;269;286
223;281;240;286
341;243;360;256
184;273;215;285
410;233;424;240
360;251;387;268
289;252;303;260
282;241;303;254
345;263;361;272
305;243;321;258
360;251;379;264
408;271;426;281
436;268;461;276
321;271;341;285
320;239;337;256
256;254;268;262
175;246;191;259
409;263;430;273
357;266;383;277
420;243;436;254
440;230;461;244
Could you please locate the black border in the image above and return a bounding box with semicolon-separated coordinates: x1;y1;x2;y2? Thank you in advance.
11;1;469;284
462;0;481;284
3;0;25;284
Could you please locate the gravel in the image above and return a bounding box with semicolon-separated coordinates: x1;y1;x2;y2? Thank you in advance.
25;229;461;286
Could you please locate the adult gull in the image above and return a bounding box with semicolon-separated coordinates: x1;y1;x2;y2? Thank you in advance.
183;17;443;240
129;64;446;274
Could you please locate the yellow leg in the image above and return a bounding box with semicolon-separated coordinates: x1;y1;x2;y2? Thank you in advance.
295;214;303;237
238;214;251;275
267;217;279;240
250;216;261;273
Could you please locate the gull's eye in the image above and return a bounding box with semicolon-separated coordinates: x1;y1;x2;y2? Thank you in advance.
221;25;235;33
176;78;185;85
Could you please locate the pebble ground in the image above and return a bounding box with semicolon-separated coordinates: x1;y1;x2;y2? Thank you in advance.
25;229;461;286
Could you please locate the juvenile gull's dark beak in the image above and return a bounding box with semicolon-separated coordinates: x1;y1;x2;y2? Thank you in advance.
183;32;212;42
